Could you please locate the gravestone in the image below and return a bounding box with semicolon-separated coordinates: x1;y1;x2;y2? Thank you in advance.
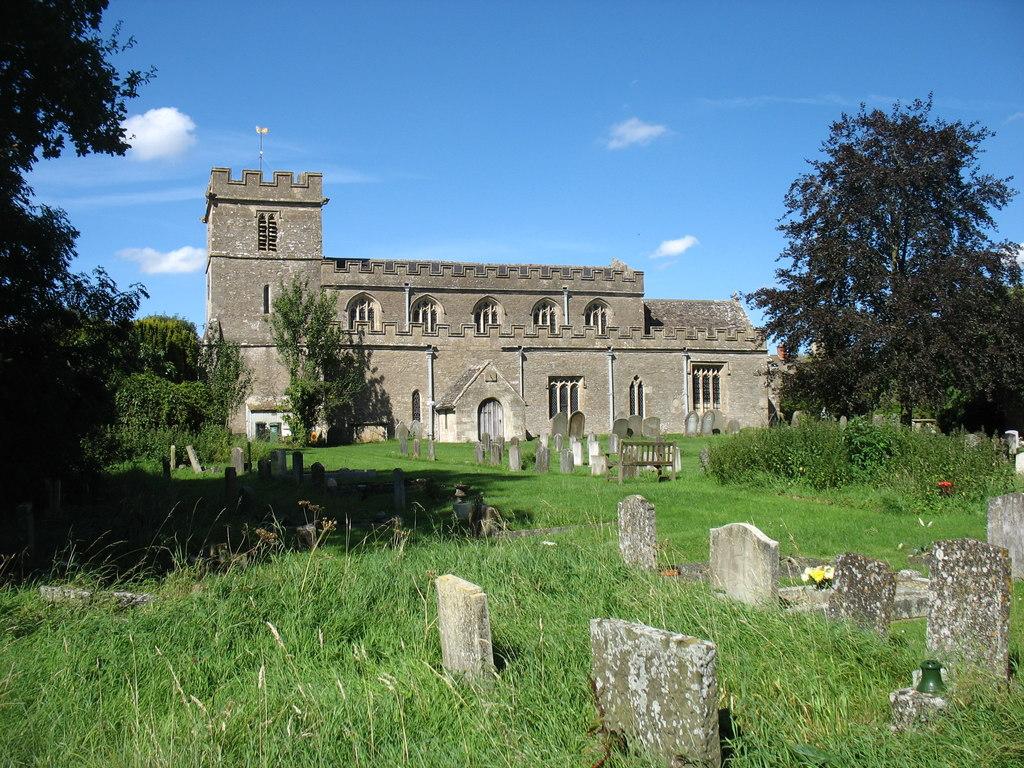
838;415;848;429
169;445;177;470
711;410;727;433
295;523;317;551
224;467;238;503
1005;430;1019;455
185;445;203;473
590;619;719;768
617;495;656;569
791;410;805;426
560;448;574;473
510;436;520;447
392;468;407;512
1017;453;1024;475
926;538;1011;680
641;417;660;438
508;442;522;471
826;553;896;635
475;442;485;464
627;414;643;438
427;440;436;461
410;420;422;439
231;446;244;475
551;412;568;438
672;444;682;473
539;433;549;448
554;433;563;452
481;433;490;459
591;454;608;477
698;446;710;472
685;411;700;436
709;522;779;606
435;575;495;680
161;457;171;479
310;462;325;489
535;445;550;473
569;411;586;439
571;438;583;467
412;438;421;459
272;449;286;476
699;412;715;436
612;418;631;440
292;451;303;483
490;440;503;466
257;457;271;480
397;422;410;454
987;493;1024;579
588;437;601;464
608;432;619;454
726;419;740;434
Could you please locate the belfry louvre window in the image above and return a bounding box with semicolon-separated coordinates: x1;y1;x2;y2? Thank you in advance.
629;376;645;418
474;300;500;333
585;301;609;334
692;364;723;412
548;376;581;418
532;300;558;332
257;212;278;252
413;298;439;332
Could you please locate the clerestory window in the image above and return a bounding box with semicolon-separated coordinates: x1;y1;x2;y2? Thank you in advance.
473;299;501;333
348;294;380;329
413;298;440;332
692;364;722;412
585;301;609;334
257;212;278;252
532;300;559;332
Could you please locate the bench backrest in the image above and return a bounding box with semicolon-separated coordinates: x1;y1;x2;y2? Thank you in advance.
620;440;676;465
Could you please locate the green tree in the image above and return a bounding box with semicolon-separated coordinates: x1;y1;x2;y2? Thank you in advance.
0;1;152;499
269;277;367;443
749;97;1022;424
199;336;254;429
134;315;199;382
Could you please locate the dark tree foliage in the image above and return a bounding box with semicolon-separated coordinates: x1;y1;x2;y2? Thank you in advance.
749;98;1022;424
0;1;152;501
133;315;200;382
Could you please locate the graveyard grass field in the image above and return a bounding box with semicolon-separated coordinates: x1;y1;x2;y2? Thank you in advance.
1;436;1022;767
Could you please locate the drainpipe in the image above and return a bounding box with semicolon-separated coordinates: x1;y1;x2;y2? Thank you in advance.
425;346;435;440
404;283;411;331
682;351;690;414
606;347;615;430
518;347;526;400
562;286;569;326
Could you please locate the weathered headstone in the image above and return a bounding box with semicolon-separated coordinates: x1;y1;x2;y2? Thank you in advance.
838;415;848;430
410;419;422;439
481;432;490;458
490;440;503;466
435;575;495;680
569;411;586;439
627;414;643;438
617;495;656;569
554;433;563;452
508;442;521;471
591;454;608;477
641;417;660;438
296;523;317;551
427;440;436;461
612;418;631;440
412;438;421;459
169;444;177;470
535;444;549;473
571;438;583;467
1017;452;1024;475
826;553;896;635
398;425;409;456
685;411;700;436
698;446;710;472
510;436;520;447
588;437;601;464
987;493;1024;579
699;412;715;436
608;432;619;454
272;449;286;476
539;432;549;448
560;448;574;473
711;410;727;434
551;412;568;438
590;619;719;768
1005;430;1019;455
926;538;1011;679
161;457;171;479
257;457;271;480
185;445;203;473
791;410;805;426
725;419;740;434
475;441;485;464
292;451;303;483
310;461;325;489
231;446;244;475
673;443;682;473
397;421;409;442
709;522;779;606
224;467;238;503
392;468;406;512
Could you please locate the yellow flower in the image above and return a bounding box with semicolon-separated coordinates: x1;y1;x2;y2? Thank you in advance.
808;566;827;583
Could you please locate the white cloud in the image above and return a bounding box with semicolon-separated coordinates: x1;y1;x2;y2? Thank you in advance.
605;117;668;150
650;235;699;259
1015;243;1024;268
1006;112;1024;123
118;245;205;274
122;107;197;160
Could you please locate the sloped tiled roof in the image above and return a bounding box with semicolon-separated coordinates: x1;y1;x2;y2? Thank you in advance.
644;299;750;330
435;364;487;409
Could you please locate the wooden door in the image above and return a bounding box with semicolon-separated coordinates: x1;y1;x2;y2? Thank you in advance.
478;399;504;441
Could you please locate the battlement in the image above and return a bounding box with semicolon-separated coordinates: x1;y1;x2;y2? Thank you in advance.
206;168;325;205
325;257;644;292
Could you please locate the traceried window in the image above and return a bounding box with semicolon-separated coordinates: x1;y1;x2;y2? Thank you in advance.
347;293;380;329
257;212;278;252
473;299;501;333
548;376;582;418
412;297;440;332
584;301;609;334
692;364;722;412
629;376;645;418
532;300;559;332
411;390;421;423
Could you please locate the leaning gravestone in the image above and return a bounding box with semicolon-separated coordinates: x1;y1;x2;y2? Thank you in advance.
508;442;521;471
560;448;574;473
987;493;1024;579
791;410;805;426
590;619;720;768
551;412;569;438
726;419;741;434
627;414;643;438
185;445;203;473
700;412;715;436
685;410;700;436
617;495;656;569
569;411;586;439
926;538;1011;680
231;446;244;475
392;468;406;512
435;575;495;680
826;553;896;635
641;417;660;438
612;418;631;440
709;522;779;606
535;444;550;473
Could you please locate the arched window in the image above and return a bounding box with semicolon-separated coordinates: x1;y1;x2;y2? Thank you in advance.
412;297;441;332
411;390;421;423
347;293;381;329
629;376;645;418
532;299;559;332
473;298;502;333
584;300;610;334
257;212;278;252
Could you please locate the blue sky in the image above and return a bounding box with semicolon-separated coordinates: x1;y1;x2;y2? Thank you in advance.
28;0;1024;332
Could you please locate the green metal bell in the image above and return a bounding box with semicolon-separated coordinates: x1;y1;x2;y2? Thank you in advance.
916;659;946;694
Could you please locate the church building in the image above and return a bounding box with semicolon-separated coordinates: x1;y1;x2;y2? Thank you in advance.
203;168;769;442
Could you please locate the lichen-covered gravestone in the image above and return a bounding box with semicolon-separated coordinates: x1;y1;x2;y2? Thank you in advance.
475;442;485;464
412;438;421;459
725;419;740;435
590;619;720;768
490;440;503;466
560;448;574;473
608;432;619;454
700;412;714;436
427;440;436;461
185;445;203;473
591;454;608;477
569;411;586;439
435;575;495;680
617;495;656;569
627;414;643;438
539;432;549;448
926;538;1011;680
709;523;779;606
613;418;630;440
551;412;569;438
826;552;896;635
535;444;550;473
698;446;710;472
231;446;244;474
641;417;661;438
685;411;700;436
508;442;521;472
988;493;1024;579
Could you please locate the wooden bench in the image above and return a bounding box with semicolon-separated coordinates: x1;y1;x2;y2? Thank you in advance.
613;440;678;484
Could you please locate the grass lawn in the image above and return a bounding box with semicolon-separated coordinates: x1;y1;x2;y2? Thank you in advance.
0;436;1021;767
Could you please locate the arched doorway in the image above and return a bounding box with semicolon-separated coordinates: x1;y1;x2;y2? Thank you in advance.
478;398;504;441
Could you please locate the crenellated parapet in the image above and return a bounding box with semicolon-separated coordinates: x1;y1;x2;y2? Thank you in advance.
204;168;326;220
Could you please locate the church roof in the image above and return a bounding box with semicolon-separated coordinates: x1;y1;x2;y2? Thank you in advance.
644;299;750;330
435;364;487;409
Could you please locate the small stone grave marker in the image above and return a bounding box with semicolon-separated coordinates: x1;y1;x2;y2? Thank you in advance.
699;412;714;435
554;433;563;452
627;414;643;437
231;446;244;474
571;438;583;466
591;454;608;477
641;416;660;437
292;451;303;483
508;442;521;471
685;411;700;436
987;493;1024;579
535;445;549;473
826;552;896;635
551;412;568;438
709;522;779;606
392;468;406;511
608;432;619;454
427;440;436;461
412;438;421;459
185;445;203;473
310;462;325;489
617;495;656;569
569;411;586;438
257;457;271;480
612;418;630;439
475;442;485;464
169;444;177;469
560;448;574;473
435;574;495;680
